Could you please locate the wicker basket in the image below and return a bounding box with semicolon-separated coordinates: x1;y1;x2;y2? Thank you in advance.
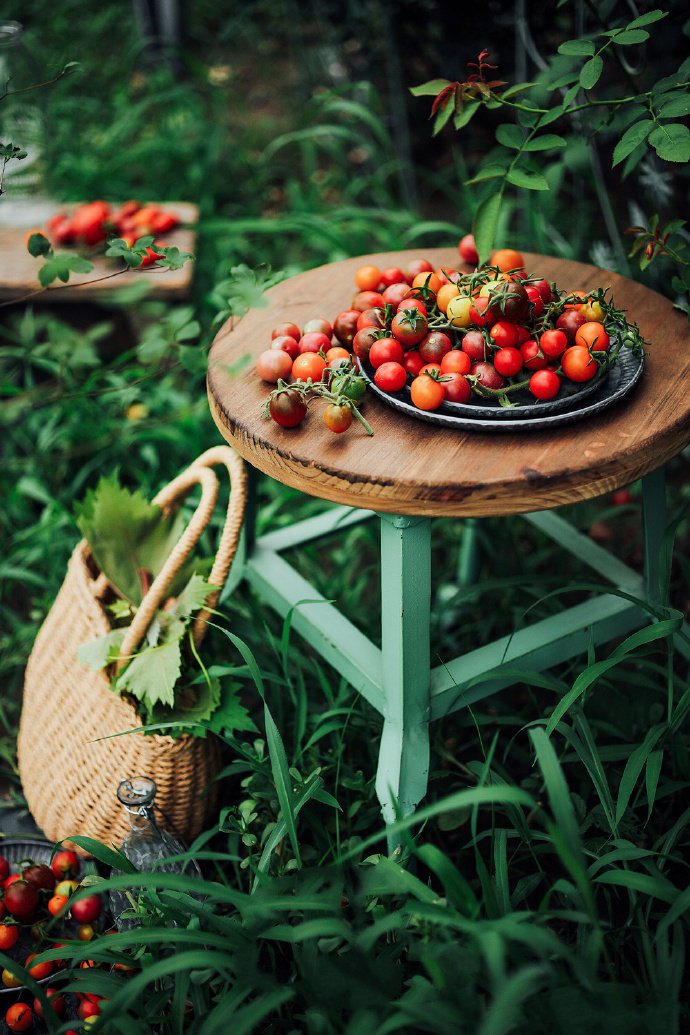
17;446;247;854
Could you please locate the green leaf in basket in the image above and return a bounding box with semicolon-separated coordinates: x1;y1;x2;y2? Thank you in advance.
116;637;182;710
77;627;126;671
167;574;218;622
75;472;187;606
146;673;226;735
205;678;258;737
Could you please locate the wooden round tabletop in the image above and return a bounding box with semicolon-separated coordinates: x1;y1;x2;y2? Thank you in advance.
207;249;690;517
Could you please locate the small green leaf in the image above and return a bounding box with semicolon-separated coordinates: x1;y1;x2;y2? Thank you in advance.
26;232;52;258
38;252;94;287
433;99;454;134
650;123;690;162
464;163;508;185
472;189;504;264
580;55;603;90
506;168;550;190
495;123;524;149
626;9;667;29
657;95;690;118
558;39;596;56
522;133;567;151
155;245;194;271
611;28;650;44
452;100;480;131
409;78;452;97
612;119;653;166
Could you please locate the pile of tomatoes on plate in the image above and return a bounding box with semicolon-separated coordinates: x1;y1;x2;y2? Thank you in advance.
255;237;644;432
0;847;108;1032
44;200;180;267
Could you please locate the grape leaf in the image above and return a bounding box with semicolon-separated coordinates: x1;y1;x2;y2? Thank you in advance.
116;638;182;710
146;674;225;736
77;628;125;671
205;679;258;736
75;473;186;605
166;574;217;623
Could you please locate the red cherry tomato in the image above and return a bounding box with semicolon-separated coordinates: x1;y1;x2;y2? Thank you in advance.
520;340;548;371
440;350;471;375
297;331;331;355
403;351;424;377
381;282;409;307
470;362;506;391
332;310;361;346
529;369;561;400
575;321;610;352
272;322;301;342
442;372;472;404
489;321;519;349
461;331;488;362
458;233;479;265
561;345;599;382
51;850;80;880
374;361;407;393
271;334;300;360
369;337;404;369
352;326;380;364
268;388;308;428
493;347;524;378
390;308;428;347
255;349;293;383
303;318;333;338
539;329;568;359
352;290;385;312
0;925;19;951
5;1003;33;1033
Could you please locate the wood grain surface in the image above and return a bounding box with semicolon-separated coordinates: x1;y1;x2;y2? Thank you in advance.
0;201;197;302
207;249;690;517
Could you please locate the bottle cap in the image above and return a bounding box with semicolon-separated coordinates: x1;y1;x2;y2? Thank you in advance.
117;777;157;809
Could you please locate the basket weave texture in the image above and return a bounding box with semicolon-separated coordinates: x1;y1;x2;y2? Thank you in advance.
17;446;246;854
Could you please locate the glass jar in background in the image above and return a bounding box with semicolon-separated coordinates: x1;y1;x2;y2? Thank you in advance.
0;20;53;225
108;776;202;931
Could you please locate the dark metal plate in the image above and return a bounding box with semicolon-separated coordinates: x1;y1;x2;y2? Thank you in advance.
357;348;644;433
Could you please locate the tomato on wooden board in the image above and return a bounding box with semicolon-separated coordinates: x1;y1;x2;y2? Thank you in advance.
410;374;445;411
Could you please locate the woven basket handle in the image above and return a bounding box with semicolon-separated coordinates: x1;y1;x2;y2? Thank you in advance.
115;445;247;671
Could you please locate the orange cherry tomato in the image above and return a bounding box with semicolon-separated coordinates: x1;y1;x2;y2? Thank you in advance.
292;353;327;382
490;248;525;273
561;345;600;382
410;374;445;411
575;321;610;352
353;265;382;292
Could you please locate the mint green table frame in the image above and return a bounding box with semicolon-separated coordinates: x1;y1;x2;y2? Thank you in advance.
232;465;684;849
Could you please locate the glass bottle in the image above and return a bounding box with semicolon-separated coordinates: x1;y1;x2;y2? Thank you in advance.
0;20;53;225
109;776;201;930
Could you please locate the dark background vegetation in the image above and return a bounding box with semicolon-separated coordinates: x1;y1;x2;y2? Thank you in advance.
1;2;690;1032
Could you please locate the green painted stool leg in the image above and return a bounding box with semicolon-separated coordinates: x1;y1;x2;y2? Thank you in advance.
375;515;432;852
458;518;481;587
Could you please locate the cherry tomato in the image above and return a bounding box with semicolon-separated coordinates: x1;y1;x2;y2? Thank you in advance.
381;282;410;307
406;258;433;280
5;1003;32;1033
356;308;386;331
581;298;605;322
440;350;471;375
490;321;519;349
4;880;39;920
330;372;367;403
78;1000;101;1020
446;295;473;329
490;248;525;273
292;353;327;383
390;308;427;347
410;374;445;410
493;281;531;324
419;362;442;377
272;322;301;342
435;266;462;286
48;894;69;917
442;372;472;404
520;340;548;371
352;290;385;312
436;283;462;315
34;988;66;1020
493;347;523;378
403;351;424;377
461;330;488;362
268;388;308;428
524;285;544;318
564;289;586;309
54;879;78;897
458;233;479;265
78;923;96;941
374;361;407;392
380;266;407;288
529;277;553;304
352;326;380;364
0;902;4;921
471;362;506;391
0;925;19;951
270;334;300;360
255;349;293;383
325;347;351;366
575;321;610;352
397;296;427;319
539;329;568;359
419;331;452;365
3;875;21;891
529;369;561;400
298;331;331;355
354;264;382;292
561;345;599;382
332;310;361;346
25;953;54;981
411;270;442;296
51;850;80;880
303;318;333;338
369;337;404;369
468;295;495;326
556;309;587;343
321;403;353;434
0;857;9;882
2;968;22;989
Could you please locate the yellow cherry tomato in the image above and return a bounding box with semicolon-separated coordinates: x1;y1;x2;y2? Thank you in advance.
445;295;473;328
